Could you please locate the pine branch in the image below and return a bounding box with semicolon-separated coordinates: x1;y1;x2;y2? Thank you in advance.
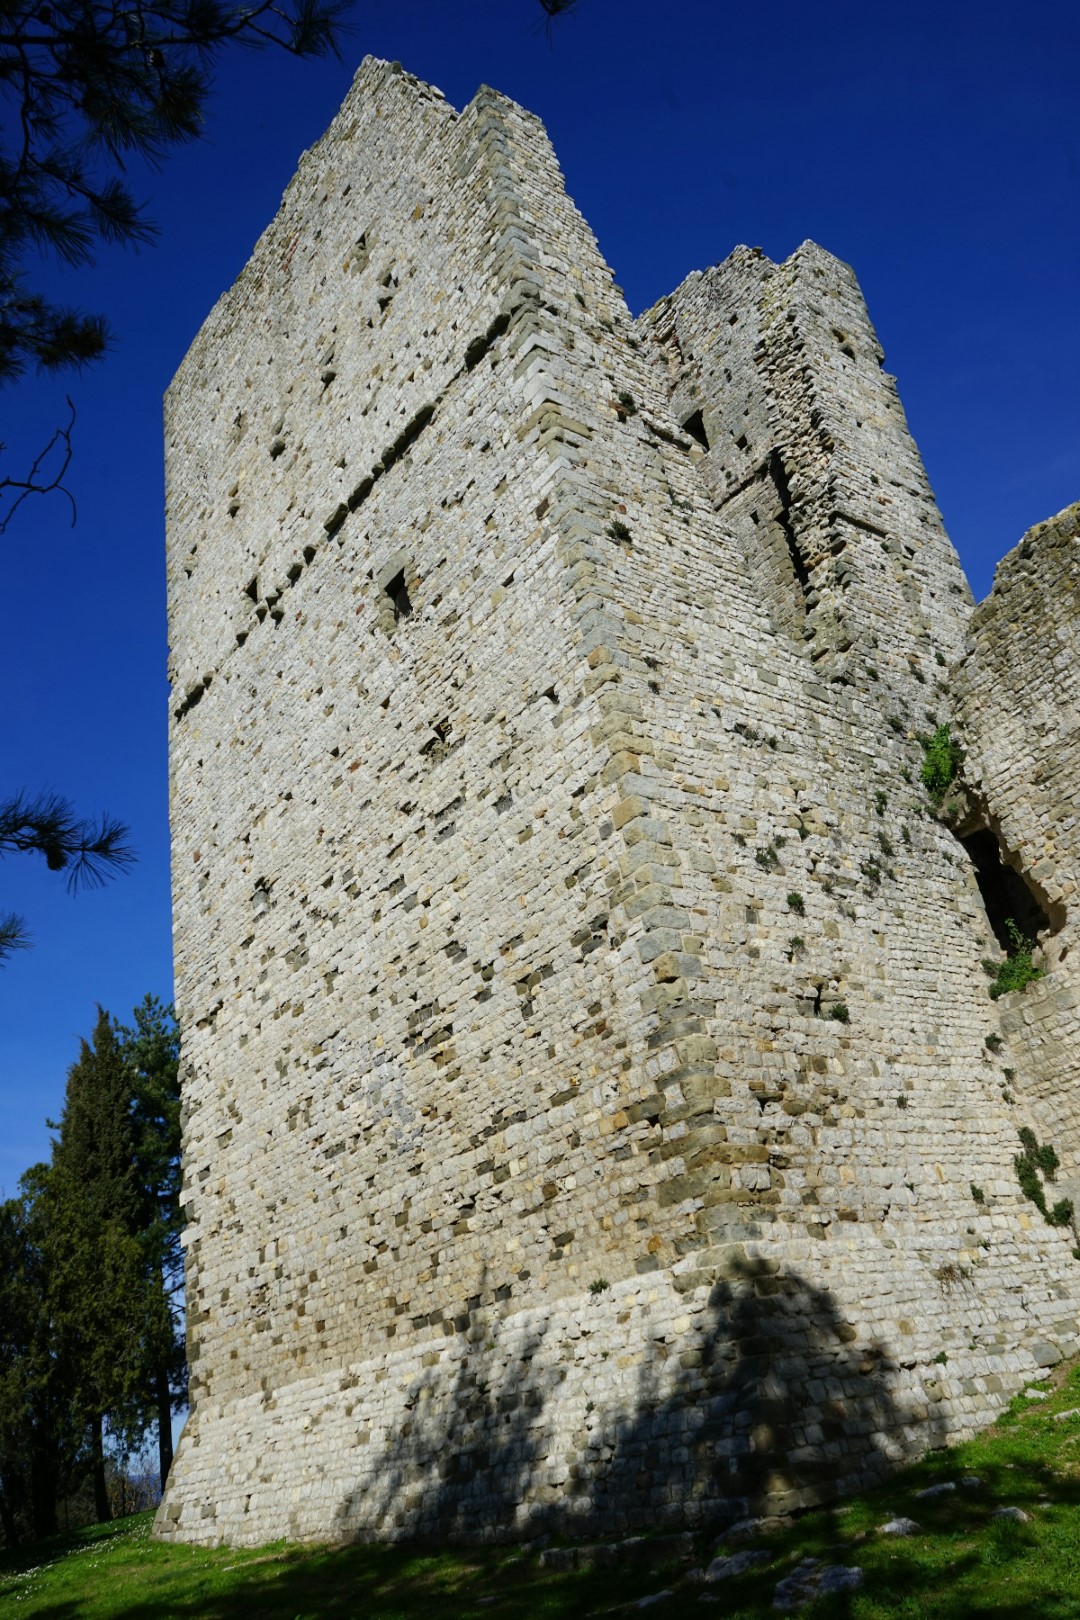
0;789;135;890
0;910;31;962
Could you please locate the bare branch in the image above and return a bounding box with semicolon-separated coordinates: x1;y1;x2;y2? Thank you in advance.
0;396;76;533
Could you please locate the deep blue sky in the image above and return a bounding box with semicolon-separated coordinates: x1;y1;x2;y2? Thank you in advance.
2;0;1078;1194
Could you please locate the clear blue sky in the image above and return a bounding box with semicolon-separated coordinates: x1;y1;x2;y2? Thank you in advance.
2;0;1078;1195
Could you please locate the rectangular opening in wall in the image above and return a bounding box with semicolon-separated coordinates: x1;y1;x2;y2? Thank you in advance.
385;570;413;623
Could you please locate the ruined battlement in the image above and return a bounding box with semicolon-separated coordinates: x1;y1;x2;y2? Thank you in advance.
158;59;1080;1547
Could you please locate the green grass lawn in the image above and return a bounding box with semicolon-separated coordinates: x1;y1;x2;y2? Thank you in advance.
6;1362;1080;1618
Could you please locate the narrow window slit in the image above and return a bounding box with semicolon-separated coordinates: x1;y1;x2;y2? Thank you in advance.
769;450;812;601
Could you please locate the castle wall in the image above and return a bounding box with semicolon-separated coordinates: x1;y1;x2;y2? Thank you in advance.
158;60;1080;1549
636;246;973;691
951;502;1080;1172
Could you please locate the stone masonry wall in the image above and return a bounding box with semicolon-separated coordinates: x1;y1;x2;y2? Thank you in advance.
157;59;1080;1548
636;246;973;692
951;502;1080;1176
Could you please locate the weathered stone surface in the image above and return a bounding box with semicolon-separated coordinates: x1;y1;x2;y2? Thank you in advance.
951;502;1080;1162
705;1548;771;1579
156;57;1080;1550
772;1559;864;1611
878;1517;921;1536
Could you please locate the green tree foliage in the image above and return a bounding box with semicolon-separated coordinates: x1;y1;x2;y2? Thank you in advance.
0;1171;81;1543
115;996;184;1488
45;1009;155;1521
0;999;183;1545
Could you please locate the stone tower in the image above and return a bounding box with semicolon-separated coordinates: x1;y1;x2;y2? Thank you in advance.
158;59;1080;1546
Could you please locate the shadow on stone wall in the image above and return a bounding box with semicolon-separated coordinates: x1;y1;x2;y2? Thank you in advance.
336;1306;558;1541
338;1256;941;1544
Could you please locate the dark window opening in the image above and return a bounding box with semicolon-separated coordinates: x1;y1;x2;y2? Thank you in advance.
385;570;413;623
958;827;1054;950
768;450;811;600
681;409;710;450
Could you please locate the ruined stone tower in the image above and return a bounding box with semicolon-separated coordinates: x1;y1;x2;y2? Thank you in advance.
158;59;1080;1546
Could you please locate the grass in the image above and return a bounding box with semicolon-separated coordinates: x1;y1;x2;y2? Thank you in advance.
7;1361;1080;1617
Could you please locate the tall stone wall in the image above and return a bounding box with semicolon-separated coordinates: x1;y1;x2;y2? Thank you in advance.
951;502;1080;1173
158;58;1080;1549
636;245;973;689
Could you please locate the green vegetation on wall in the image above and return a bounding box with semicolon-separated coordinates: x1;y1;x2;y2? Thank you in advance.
919;723;963;806
983;920;1043;1000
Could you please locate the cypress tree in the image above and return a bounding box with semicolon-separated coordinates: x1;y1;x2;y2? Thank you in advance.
0;1169;81;1543
45;1009;151;1521
0;999;184;1539
116;997;184;1489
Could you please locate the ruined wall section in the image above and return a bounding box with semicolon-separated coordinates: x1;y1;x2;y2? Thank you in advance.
637;245;973;701
161;59;1080;1551
952;501;1080;1168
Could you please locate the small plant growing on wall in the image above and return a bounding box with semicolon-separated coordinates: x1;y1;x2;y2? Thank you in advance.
1015;1127;1073;1226
607;519;632;544
983;919;1043;1000
829;1003;850;1024
787;891;805;915
755;845;780;871
589;1278;610;1296
919;722;963;805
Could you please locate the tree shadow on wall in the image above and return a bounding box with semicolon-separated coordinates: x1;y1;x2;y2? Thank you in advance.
338;1254;943;1544
334;1264;561;1543
590;1255;935;1535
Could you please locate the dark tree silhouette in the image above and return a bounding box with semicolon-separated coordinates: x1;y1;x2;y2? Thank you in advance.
116;996;184;1490
0;0;352;522
0;790;134;964
46;1009;156;1522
